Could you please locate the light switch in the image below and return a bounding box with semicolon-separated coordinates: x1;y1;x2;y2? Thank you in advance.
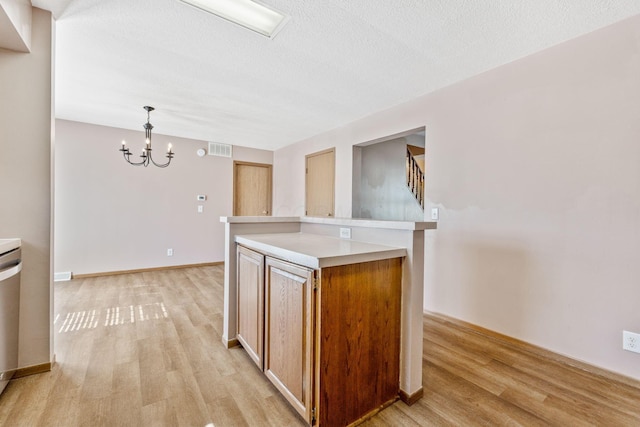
431;207;439;220
198;205;204;213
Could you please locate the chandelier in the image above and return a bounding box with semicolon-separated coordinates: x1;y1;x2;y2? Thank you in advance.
119;106;174;168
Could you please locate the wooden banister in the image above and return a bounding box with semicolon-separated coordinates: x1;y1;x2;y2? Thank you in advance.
406;146;425;210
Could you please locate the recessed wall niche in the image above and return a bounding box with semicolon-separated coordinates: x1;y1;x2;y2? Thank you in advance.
352;128;425;221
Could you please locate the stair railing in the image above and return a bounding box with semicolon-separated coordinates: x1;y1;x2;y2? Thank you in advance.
406;147;424;209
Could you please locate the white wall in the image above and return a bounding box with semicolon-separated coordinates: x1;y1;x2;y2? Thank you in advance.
273;15;640;380
0;0;32;52
0;7;53;368
55;119;272;275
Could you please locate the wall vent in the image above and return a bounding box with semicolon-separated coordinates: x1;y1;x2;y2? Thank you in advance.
54;272;72;282
208;142;232;158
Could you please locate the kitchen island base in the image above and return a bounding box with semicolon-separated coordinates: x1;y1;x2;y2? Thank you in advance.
236;239;403;426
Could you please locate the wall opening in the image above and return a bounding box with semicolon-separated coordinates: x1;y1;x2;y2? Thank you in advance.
352;128;425;221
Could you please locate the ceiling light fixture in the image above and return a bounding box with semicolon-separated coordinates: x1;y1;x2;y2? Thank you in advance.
178;0;289;39
119;106;174;168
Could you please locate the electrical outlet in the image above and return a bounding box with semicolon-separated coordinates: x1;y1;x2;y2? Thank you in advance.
623;331;640;353
339;227;351;239
167;248;173;257
197;205;204;213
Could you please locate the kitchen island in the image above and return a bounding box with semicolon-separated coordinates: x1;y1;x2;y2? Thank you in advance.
221;216;436;424
236;232;405;425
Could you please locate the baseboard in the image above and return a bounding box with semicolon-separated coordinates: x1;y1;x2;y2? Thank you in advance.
14;362;52;379
224;337;240;349
399;387;423;405
425;311;640;390
347;397;397;426
72;261;224;279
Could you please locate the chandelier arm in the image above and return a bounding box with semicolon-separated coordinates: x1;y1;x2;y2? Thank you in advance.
122;149;148;166
149;155;172;168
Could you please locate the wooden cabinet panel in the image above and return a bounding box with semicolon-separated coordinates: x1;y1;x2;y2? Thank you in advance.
264;257;315;424
236;246;265;368
316;258;402;426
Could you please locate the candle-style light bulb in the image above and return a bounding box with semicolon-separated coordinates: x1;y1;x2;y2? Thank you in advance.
168;143;172;153
121;140;126;146
146;138;150;147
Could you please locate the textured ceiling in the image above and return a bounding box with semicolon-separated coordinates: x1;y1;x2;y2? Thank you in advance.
32;0;640;150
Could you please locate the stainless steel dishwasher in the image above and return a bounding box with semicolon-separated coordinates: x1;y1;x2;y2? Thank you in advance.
0;245;21;395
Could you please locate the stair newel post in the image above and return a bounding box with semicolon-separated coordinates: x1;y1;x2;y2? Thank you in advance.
406;149;411;187
416;168;420;204
420;173;424;207
411;157;418;196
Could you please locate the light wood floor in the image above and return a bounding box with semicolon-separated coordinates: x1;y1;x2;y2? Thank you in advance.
1;265;639;426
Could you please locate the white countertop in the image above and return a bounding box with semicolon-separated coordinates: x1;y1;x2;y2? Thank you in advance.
299;216;436;231
0;239;21;255
222;216;436;231
235;232;406;269
221;216;299;224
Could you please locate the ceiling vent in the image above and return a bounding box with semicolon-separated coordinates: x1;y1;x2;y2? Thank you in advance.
208;142;232;158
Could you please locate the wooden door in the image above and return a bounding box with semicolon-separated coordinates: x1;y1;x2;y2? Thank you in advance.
305;148;335;217
264;257;315;424
234;162;272;216
236;245;265;368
